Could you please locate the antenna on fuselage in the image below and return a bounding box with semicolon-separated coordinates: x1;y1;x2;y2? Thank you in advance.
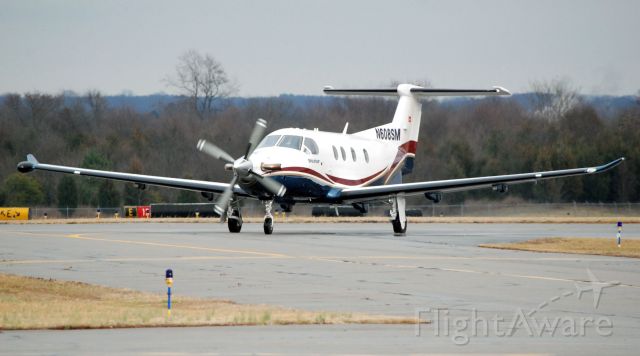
342;122;349;134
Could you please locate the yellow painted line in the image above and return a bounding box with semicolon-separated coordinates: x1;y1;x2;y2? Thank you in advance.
0;255;282;265
1;230;288;258
437;267;597;284
360;262;640;289
0;259;93;265
301;256;640;288
3;229;637;288
440;267;484;274
305;255;623;262
1;230;72;238
62;234;289;258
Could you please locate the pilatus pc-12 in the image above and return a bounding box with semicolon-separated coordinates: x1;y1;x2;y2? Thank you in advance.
17;84;624;234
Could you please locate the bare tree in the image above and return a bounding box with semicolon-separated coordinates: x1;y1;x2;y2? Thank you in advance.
86;90;107;121
166;50;236;119
23;92;63;125
530;78;581;121
3;93;24;122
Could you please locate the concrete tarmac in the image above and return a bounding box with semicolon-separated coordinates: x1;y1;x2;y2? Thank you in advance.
1;222;639;355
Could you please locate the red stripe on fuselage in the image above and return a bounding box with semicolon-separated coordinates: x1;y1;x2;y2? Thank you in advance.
268;140;418;187
327;168;386;185
382;140;417;183
400;140;417;154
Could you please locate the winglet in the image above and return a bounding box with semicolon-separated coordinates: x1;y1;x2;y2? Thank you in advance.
27;154;39;164
590;157;625;173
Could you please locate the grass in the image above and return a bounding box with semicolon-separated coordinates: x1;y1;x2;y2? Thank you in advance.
0;273;418;330
480;237;640;258
3;216;639;224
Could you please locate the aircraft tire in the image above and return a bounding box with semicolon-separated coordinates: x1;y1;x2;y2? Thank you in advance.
391;215;407;234
263;217;273;235
228;210;242;233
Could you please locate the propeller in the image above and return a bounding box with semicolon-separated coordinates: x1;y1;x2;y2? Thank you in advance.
213;175;238;216
245;118;267;158
196;140;234;164
197;118;286;218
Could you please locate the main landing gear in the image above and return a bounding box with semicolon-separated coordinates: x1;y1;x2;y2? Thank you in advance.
227;207;243;233
263;200;274;235
224;200;274;235
390;194;407;235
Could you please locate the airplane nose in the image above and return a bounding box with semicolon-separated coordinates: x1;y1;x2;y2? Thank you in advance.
234;159;253;176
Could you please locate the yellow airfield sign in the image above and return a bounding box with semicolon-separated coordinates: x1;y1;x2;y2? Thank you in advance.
0;207;30;220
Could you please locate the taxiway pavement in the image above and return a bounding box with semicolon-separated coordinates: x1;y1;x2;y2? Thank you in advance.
1;222;639;354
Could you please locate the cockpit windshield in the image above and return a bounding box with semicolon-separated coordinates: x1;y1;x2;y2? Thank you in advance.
302;137;319;155
256;134;308;152
277;135;303;150
256;135;281;150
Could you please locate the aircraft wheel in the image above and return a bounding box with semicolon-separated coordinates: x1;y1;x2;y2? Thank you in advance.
228;209;242;233
263;217;273;235
391;215;407;234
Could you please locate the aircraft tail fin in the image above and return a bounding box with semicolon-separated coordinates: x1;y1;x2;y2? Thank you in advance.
324;84;510;143
324;84;510;175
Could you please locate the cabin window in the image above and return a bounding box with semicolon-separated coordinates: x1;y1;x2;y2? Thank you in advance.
340;146;346;161
256;135;281;149
302;137;319;155
363;148;369;163
351;147;356;161
332;146;338;160
277;135;303;150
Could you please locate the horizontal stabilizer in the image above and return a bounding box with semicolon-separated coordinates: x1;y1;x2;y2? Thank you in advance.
323;87;397;96
410;86;510;96
324;85;510;97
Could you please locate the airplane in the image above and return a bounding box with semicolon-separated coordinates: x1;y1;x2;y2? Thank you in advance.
16;84;625;235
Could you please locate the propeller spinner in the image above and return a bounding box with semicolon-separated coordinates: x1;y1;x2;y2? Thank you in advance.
197;118;286;217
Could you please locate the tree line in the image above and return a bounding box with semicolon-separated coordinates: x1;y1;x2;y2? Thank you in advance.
0;50;638;210
0;87;637;211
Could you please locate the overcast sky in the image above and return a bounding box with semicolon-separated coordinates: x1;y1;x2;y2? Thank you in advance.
1;0;638;96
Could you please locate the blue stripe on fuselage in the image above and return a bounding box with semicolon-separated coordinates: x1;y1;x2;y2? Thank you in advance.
271;176;330;199
272;173;388;201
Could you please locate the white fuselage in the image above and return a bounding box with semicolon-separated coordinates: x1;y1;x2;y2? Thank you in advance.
248;127;416;200
246;84;424;201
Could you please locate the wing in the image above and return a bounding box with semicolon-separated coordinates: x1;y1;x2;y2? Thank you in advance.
17;154;249;196
336;158;625;201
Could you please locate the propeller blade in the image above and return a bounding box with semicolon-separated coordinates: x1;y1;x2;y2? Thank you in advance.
254;174;287;197
244;118;267;158
214;175;239;218
197;139;235;164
